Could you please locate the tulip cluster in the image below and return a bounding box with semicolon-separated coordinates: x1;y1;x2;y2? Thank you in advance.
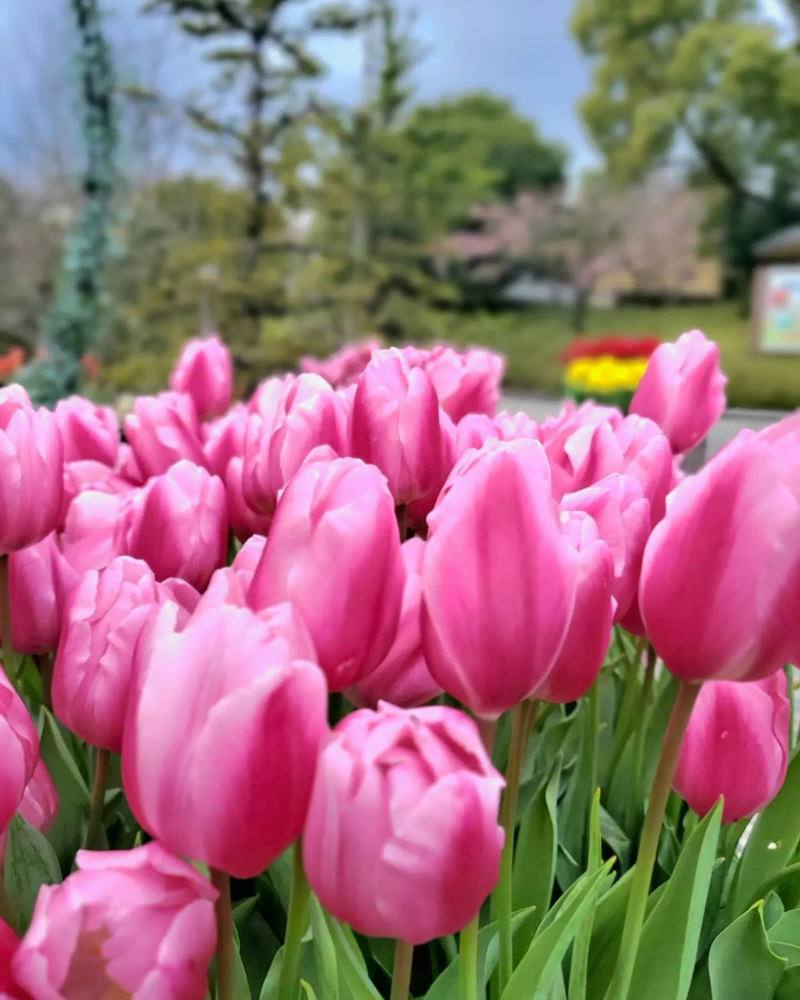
0;326;795;1000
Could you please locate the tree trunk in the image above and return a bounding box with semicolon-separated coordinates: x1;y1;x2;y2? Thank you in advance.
571;288;589;334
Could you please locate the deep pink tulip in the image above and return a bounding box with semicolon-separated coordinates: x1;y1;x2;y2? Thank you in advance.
54;396;119;466
52;557;164;753
8;535;78;655
351;349;447;506
349;538;441;709
202;404;247;478
631;330;727;455
116;461;227;590
61;491;125;575
640;429;800;682
0;390;63;554
12;842;217;1000
560;473;650;622
224;457;271;543
304;703;504;944
533;512;615;703
422;345;505;422
674;672;790;824
0;760;59;861
0;919;24;999
242;375;349;517
0;671;39;832
169;334;233;420
124;392;206;480
422;439;578;717
249;455;404;691
123;604;327;878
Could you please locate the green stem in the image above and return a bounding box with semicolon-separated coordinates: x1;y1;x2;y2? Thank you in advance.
212;869;233;1000
84;747;110;850
38;652;54;712
0;555;14;680
605;680;701;1000
606;637;645;788
278;841;311;1000
390;940;414;1000
459;914;479;1000
626;645;657;832
586;681;600;859
493;702;532;995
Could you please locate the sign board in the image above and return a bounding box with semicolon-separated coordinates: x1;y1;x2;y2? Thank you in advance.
752;264;800;354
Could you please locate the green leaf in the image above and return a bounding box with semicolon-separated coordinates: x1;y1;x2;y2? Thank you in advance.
776;966;800;1000
322;912;382;1000
568;790;603;1000
513;753;561;935
557;702;597;890
309;896;338;1000
627;802;723;1000
38;708;90;871
732;749;800;918
501;862;615;1000
709;904;787;1000
768;910;800;966
584;868;634;1000
300;984;318;1000
4;814;62;932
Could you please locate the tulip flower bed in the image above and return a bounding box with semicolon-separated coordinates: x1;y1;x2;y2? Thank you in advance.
561;335;662;412
0;325;797;1000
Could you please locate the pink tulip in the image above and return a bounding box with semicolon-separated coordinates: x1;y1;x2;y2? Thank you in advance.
0;671;39;831
242;375;348;517
0;919;24;999
351;349;448;506
124;392;206;480
349;538;441;709
116;461;227;590
560;473;650;622
300;339;380;387
674;672;790;824
61;491;125;576
533;512;615;703
304;703;504;943
0;760;59;861
224;457;271;543
54;396;119;466
640;429;800;682
169;334;234;420
61;460;131;528
115;442;145;485
422;439;578;717
0;390;63;554
123;604;327;878
8;535;78;655
422;345;505;422
194;567;248;611
231;534;266;594
202;404;247;478
249;455;404;691
52;557;165;753
248;375;289;417
12;842;217;1000
631;330;727;454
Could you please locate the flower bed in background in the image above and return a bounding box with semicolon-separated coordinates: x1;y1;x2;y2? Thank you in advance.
562;334;661;411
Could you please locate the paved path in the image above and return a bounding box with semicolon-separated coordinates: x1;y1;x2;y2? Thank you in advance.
502;391;791;459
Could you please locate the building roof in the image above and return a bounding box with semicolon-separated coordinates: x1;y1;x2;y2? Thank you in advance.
753;226;800;260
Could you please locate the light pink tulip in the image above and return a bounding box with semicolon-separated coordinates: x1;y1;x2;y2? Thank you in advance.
61;460;132;528
54;396;119;466
61;491;126;575
0;390;63;554
115;442;145;485
422;345;505;422
247;375;289;417
0;760;59;861
52;557;164;753
300;339;380;387
0;671;39;832
533;512;615;703
422;439;578;717
169;334;233;420
12;842;217;1000
242;375;349;517
8;535;78;655
304;703;504;944
631;330;727;454
123;604;327;878
349;538;441;709
674;672;790;824
225;457;271;543
124;392;206;480
351;349;448;506
116;461;227;590
640;429;800;682
202;404;247;478
249;455;404;691
194;567;248;611
231;535;266;594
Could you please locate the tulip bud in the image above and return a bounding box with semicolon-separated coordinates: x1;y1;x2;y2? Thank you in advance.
349;538;441;709
351;349;448;506
0;389;63;553
249;455;404;691
170;334;234;420
533;512;615;703
123;604;328;878
674;672;789;824
12;843;217;1000
631;330;727;455
54;396;119;466
304;703;504;943
116;461;227;590
8;535;78;655
640;429;800;682
124;392;206;479
203;403;247;478
423;345;505;422
52;557;164;753
422;439;578;717
0;671;39;832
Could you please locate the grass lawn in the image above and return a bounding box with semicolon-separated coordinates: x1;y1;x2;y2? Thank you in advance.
426;302;800;411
